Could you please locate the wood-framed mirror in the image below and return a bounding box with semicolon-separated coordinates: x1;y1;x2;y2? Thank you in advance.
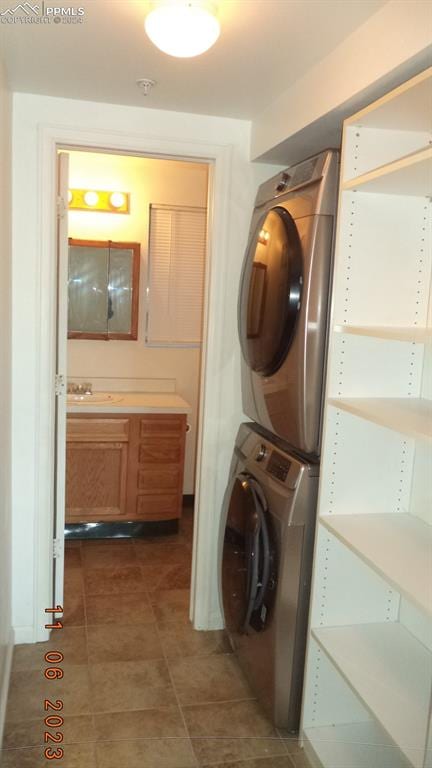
68;238;140;340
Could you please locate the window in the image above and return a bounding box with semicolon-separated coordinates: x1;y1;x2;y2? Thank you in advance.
146;204;207;346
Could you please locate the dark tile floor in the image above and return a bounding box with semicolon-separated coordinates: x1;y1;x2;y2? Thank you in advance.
1;508;311;767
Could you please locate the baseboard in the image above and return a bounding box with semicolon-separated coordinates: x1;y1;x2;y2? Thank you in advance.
0;627;14;749
193;609;224;631
12;625;35;644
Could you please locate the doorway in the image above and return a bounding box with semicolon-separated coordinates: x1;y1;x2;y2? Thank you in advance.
54;146;212;626
28;122;235;644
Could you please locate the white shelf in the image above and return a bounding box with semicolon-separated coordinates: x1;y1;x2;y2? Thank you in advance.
320;513;432;615
334;325;431;343
312;623;432;768
343;147;432;196
345;67;432;132
328;397;432;442
304;721;412;768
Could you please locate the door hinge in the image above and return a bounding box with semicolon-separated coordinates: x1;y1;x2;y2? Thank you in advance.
53;538;63;559
56;195;67;219
55;374;66;396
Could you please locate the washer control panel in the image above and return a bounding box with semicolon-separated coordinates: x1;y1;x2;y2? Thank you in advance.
267;451;291;483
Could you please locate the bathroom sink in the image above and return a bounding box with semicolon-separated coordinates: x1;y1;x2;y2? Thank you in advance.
67;393;123;404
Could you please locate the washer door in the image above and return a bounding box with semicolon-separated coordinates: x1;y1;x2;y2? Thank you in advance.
222;474;276;636
239;206;303;377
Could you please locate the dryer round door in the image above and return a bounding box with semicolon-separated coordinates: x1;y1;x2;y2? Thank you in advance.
239;206;303;377
222;473;277;636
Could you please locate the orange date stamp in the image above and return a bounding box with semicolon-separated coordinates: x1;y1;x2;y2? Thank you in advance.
44;606;65;761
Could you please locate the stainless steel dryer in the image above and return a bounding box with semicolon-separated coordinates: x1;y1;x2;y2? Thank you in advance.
219;422;319;731
239;149;339;457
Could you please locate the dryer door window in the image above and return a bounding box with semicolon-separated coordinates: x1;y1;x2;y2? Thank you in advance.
239;206;303;376
222;474;277;636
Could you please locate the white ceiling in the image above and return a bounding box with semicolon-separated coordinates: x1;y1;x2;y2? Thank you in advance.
0;0;386;119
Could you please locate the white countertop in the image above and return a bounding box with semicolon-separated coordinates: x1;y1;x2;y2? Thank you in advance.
67;392;191;414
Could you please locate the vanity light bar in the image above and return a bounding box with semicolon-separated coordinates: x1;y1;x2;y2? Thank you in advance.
68;189;130;214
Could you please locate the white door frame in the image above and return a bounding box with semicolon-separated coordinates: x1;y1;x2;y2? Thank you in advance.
34;123;233;640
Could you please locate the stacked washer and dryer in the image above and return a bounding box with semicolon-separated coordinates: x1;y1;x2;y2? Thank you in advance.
219;150;339;732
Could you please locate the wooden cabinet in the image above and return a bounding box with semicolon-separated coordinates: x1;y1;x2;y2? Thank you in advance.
65;412;186;523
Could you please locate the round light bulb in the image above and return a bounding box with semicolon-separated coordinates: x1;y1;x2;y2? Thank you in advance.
84;190;99;207
110;192;126;209
145;2;220;58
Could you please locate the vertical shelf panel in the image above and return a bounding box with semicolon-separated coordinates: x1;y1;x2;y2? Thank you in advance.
332;192;431;328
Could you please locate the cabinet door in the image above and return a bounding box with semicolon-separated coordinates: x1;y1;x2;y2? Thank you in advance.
66;441;128;521
127;414;187;521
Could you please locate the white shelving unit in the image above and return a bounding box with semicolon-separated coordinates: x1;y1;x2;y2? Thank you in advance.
301;67;432;768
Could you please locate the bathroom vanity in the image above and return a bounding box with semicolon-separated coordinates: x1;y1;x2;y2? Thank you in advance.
65;393;190;524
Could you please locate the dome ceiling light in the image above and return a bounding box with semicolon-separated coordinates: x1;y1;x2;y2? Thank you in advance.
145;1;220;58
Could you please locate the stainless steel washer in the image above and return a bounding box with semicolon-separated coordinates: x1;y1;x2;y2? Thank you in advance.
238;149;339;457
219;422;319;731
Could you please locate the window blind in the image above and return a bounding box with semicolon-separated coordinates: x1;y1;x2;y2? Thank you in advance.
146;204;207;346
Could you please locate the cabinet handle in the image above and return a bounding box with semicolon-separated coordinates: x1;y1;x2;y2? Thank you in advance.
186;423;191;433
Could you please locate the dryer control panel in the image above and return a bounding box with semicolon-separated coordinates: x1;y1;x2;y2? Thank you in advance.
253;149;338;214
289;157;319;188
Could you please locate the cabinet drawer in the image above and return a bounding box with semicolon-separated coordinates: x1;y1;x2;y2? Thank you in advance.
136;494;179;520
137;467;180;491
138;441;182;464
67;418;129;442
139;415;185;438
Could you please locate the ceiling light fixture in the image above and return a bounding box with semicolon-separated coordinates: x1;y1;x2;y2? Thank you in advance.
145;1;220;58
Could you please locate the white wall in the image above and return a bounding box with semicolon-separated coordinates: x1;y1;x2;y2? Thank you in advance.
251;0;432;163
0;58;13;744
11;93;281;641
67;151;209;493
